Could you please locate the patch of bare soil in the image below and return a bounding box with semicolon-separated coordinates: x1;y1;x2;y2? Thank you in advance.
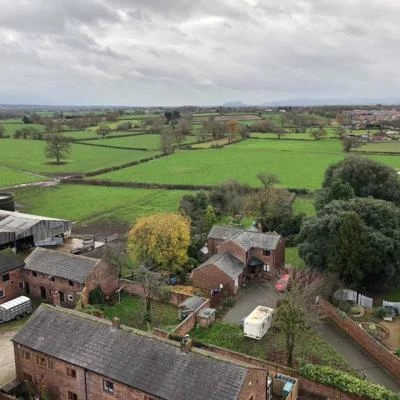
380;319;400;351
72;220;129;238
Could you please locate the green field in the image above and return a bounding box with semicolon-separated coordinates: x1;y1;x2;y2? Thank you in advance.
95;147;345;189
0;139;158;174
229;138;343;153
293;195;315;216
0;122;46;135
0;167;44;188
83;134;198;150
285;247;306;268
354;142;400;153
63;130;144;140
14;184;186;224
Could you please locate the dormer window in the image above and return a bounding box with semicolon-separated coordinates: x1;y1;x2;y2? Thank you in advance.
263;249;271;256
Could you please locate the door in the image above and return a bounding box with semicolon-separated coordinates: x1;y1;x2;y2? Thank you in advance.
25;282;30;295
40;286;46;300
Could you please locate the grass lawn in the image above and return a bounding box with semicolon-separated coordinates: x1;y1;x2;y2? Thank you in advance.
190;322;352;372
95;148;345;190
293;195;316;216
285;247;306;268
0;167;44;188
101;294;179;331
383;287;400;302
0;139;159;174
14;185;186;225
354;142;400;153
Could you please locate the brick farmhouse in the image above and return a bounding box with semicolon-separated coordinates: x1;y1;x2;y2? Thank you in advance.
0;249;25;304
192;226;285;294
23;247;119;308
12;305;267;400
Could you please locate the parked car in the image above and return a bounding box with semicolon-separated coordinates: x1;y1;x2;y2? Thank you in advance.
0;296;32;323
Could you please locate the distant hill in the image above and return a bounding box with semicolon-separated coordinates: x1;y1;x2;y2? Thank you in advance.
261;98;400;106
221;101;247;108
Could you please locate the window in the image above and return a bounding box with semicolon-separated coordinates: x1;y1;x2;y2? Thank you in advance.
0;289;4;298
69;280;74;286
67;294;74;302
23;373;32;382
40;357;46;367
2;273;9;282
263;249;271;256
66;368;76;378
68;392;78;400
18;282;25;289
103;380;114;393
59;291;64;302
47;359;54;369
32;271;37;277
22;350;31;361
50;276;55;282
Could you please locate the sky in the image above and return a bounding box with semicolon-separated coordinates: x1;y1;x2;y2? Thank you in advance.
0;0;399;106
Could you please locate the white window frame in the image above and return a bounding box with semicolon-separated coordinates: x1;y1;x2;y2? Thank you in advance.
67;294;74;302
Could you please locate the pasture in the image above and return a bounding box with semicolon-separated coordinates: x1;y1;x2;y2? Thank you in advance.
353;142;400;153
14;185;187;225
0;122;46;135
0;167;44;188
95;147;345;189
0;139;159;174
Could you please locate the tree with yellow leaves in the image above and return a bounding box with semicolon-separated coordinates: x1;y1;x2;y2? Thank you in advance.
128;213;191;272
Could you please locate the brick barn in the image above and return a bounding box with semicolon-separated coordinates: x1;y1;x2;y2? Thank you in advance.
0;249;25;304
192;226;285;294
23;247;118;307
11;305;267;400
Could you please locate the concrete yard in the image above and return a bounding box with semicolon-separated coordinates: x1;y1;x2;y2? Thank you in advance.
0;320;25;387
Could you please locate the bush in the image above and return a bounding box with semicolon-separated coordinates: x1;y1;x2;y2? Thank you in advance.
395;348;400;357
222;296;235;308
300;363;400;400
89;286;105;305
375;307;386;320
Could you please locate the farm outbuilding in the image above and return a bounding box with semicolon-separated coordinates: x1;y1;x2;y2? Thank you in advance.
0;210;72;252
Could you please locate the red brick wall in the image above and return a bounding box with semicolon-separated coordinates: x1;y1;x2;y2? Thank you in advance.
320;298;400;382
207;238;224;255
0;267;24;304
173;298;210;336
14;344;87;400
85;260;119;299
217;240;247;264
24;270;84;308
192;264;237;294
86;371;160;400
238;368;267;400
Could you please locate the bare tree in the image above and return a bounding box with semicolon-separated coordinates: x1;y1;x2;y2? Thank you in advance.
273;270;325;367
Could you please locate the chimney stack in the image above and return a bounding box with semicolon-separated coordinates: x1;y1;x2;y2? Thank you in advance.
112;317;121;329
181;334;192;353
53;291;61;307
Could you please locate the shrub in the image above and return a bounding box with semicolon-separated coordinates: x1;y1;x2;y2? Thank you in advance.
375;307;386;320
222;296;235;308
300;363;400;400
395;348;400;357
89;286;105;305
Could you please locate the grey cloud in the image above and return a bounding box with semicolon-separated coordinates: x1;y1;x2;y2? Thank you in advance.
0;0;399;105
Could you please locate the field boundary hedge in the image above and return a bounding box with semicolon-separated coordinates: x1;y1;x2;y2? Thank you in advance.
352;150;400;156
73;141;149;151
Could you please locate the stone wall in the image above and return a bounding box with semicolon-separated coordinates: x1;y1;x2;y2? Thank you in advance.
320;298;400;383
173;298;210;336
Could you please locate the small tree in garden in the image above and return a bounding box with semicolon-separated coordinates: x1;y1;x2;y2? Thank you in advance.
273;270;324;367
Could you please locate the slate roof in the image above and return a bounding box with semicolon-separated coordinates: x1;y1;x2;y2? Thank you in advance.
195;252;244;280
178;295;205;310
207;226;243;241
208;225;281;250
24;247;100;283
13;306;249;400
0;249;24;274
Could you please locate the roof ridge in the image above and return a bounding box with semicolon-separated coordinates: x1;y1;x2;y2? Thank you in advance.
32;305;257;370
31;247;101;263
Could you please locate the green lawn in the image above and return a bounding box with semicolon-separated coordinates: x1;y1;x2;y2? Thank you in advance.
0;167;44;188
95;148;345;189
293;195;316;216
285;247;306;268
101;294;179;331
190;322;351;371
0;139;159;174
14;185;186;224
